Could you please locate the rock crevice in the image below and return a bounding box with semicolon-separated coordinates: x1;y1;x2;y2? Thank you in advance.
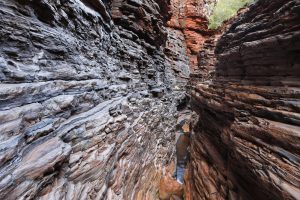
0;0;299;199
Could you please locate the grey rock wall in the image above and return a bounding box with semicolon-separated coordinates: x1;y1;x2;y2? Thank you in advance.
0;0;189;199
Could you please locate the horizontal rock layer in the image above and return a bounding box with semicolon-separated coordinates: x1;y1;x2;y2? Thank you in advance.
189;0;300;199
167;0;217;71
0;0;189;199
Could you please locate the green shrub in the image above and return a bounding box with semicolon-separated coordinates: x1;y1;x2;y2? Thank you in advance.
208;0;255;29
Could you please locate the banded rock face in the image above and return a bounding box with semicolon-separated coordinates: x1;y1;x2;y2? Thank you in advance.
166;0;217;71
1;0;299;199
0;0;189;199
189;0;300;199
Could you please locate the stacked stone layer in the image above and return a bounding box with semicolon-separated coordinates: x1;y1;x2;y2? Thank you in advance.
166;0;217;71
1;0;300;199
0;0;189;199
189;0;300;199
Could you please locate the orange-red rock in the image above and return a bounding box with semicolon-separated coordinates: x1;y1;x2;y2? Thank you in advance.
167;0;217;72
159;175;184;200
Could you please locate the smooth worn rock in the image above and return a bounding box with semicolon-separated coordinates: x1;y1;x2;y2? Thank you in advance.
159;175;184;200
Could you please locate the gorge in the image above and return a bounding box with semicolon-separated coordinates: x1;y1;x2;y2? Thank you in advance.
0;0;299;199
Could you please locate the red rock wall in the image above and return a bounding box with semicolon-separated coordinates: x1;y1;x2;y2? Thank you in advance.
167;0;217;72
189;0;300;199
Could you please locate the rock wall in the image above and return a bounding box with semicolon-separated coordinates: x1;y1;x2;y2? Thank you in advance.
189;0;300;199
2;0;299;199
0;0;189;199
166;0;217;71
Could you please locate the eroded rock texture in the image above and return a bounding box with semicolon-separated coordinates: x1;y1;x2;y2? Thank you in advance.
167;0;217;71
190;0;300;199
1;0;300;199
0;0;189;199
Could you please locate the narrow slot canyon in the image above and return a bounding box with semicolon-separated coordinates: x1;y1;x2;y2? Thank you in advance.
0;0;299;199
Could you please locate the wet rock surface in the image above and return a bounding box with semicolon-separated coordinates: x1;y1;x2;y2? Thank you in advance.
175;134;189;184
0;0;189;199
189;0;300;199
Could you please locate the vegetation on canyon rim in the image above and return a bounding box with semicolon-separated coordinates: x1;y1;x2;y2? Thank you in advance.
208;0;256;29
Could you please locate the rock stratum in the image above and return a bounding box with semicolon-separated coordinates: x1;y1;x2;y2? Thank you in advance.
0;0;189;199
166;0;216;71
189;0;300;199
0;0;300;199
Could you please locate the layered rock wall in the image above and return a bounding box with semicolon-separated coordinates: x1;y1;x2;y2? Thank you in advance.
1;0;299;199
0;0;189;199
167;0;217;71
190;0;300;199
